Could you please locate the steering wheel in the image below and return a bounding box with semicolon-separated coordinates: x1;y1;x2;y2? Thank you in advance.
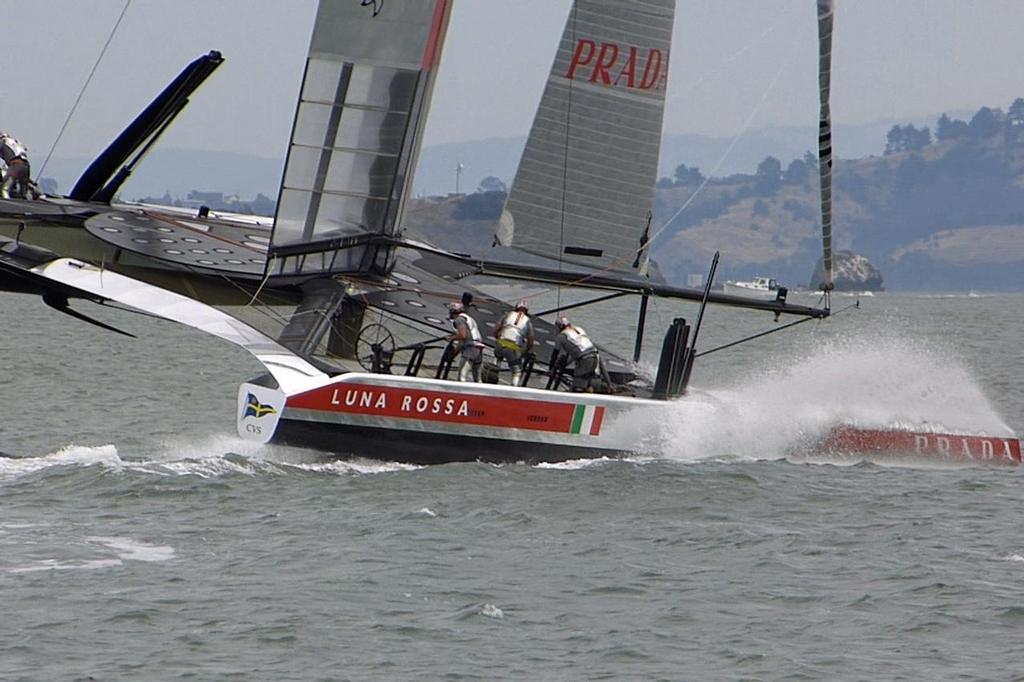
355;323;396;372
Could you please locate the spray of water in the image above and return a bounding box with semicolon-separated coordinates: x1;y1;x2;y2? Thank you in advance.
0;434;417;482
0;444;122;482
651;337;1015;463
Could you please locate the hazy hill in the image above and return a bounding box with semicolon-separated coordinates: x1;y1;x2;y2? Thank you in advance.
651;104;1024;290
407;104;1024;292
39;150;286;203
36;108;1022;291
40;115;952;201
411;115;954;197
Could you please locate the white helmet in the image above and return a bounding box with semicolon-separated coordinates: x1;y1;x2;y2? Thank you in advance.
447;301;464;316
555;316;570;330
515;299;529;312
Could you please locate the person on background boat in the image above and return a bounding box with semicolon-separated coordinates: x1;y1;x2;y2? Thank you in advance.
447;301;484;382
553;316;603;393
492;299;535;386
0;132;39;200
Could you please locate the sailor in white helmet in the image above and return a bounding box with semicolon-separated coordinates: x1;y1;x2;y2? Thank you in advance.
447;301;485;382
553;316;603;393
492;299;535;386
0;132;37;200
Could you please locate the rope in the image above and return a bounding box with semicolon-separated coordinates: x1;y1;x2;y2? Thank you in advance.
695;300;858;358
39;0;133;178
554;4;579;314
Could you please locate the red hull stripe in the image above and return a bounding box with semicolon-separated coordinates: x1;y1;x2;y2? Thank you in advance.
288;383;589;434
822;426;1022;465
590;406;605;436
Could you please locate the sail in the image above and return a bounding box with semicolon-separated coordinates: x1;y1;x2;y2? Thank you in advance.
496;0;674;273
817;0;834;290
269;0;452;277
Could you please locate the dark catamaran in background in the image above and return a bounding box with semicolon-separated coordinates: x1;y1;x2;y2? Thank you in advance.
0;0;1019;465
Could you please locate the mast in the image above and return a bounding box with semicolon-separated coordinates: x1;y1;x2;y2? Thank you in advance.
817;0;835;293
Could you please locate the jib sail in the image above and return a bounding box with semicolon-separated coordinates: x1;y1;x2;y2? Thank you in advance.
495;0;675;274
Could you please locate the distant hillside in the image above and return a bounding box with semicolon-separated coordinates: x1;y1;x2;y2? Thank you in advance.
409;115;955;197
36;115;951;200
37;107;1023;291
655;103;1024;290
38;150;285;201
408;103;1024;292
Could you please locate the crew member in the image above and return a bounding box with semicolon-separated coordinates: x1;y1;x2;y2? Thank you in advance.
447;301;485;382
0;132;37;200
553;316;602;393
492;299;535;386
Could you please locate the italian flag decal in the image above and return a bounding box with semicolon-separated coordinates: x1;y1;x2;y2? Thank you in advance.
570;404;605;436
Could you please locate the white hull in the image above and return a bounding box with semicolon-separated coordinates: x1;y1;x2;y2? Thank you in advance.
236;372;1023;466
238;372;685;464
722;280;780;301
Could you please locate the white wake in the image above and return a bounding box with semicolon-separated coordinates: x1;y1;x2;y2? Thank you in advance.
649;338;1015;463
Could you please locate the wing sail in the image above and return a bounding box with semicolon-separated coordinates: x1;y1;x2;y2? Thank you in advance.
269;0;452;277
817;0;835;290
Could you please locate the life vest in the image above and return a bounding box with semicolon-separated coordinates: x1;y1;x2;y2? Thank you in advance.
497;311;530;350
559;325;594;359
0;137;27;164
453;312;484;347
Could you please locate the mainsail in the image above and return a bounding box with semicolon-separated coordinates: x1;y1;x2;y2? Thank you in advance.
817;0;834;290
269;0;452;277
495;0;674;274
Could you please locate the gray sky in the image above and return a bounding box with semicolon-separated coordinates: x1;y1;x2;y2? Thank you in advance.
4;0;1024;166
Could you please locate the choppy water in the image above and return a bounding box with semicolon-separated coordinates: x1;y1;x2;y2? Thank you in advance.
2;291;1023;680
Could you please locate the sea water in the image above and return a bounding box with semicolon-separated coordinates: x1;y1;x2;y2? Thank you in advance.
1;291;1023;680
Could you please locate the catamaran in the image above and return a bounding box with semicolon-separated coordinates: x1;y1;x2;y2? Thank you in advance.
0;0;1019;466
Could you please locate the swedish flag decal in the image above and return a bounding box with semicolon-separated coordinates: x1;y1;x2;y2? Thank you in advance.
243;392;278;419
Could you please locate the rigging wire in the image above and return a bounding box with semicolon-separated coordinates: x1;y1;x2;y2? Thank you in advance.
247;253;277;307
676;20;781;101
39;0;133;178
694;299;858;359
644;55;792;248
554;3;579;315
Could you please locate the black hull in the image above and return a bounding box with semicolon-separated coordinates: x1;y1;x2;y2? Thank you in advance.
272;419;625;466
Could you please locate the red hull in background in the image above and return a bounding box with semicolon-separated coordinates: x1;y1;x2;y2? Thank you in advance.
820;426;1022;466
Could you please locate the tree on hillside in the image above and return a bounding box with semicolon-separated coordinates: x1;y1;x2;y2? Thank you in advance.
969;107;1002;139
884;124;931;154
1007;98;1024;142
884;125;902;154
1008;98;1024;127
673;163;704;186
783;156;810;185
936;113;969;141
754;156;782;195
